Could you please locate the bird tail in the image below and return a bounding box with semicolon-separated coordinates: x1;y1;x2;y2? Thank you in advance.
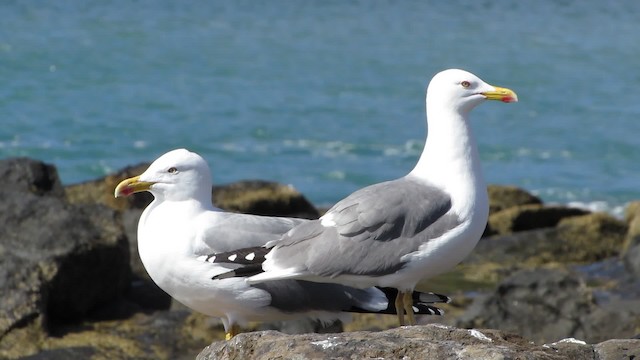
347;287;450;316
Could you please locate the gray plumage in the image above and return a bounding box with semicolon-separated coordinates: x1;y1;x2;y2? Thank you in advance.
271;177;461;277
197;212;305;255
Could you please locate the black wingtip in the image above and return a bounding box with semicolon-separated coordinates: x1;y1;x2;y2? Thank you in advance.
377;287;451;305
347;302;444;316
211;264;265;281
411;304;445;316
203;246;269;266
417;291;451;304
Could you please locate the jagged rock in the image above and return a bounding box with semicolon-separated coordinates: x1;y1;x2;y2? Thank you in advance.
197;324;602;360
487;184;542;214
212;180;320;219
487;204;589;236
0;160;131;358
455;268;640;344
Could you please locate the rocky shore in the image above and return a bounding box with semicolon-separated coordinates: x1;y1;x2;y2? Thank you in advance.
1;156;639;359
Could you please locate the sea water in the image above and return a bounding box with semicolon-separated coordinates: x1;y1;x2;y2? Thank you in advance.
1;0;639;214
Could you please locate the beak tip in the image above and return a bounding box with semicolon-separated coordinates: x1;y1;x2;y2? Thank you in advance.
503;94;518;103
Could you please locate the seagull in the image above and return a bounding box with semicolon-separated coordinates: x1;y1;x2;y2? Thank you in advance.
210;69;518;326
114;149;450;340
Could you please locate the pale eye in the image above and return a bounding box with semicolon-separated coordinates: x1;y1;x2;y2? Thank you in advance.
167;167;178;174
461;81;471;88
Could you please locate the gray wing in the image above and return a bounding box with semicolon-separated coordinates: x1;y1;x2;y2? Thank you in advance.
271;177;461;277
197;212;306;254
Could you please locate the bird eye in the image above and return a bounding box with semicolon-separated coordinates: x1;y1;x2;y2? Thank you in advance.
167;167;178;174
461;81;471;88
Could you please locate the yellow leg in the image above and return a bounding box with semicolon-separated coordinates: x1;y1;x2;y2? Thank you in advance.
225;324;241;340
403;291;416;325
395;291;405;326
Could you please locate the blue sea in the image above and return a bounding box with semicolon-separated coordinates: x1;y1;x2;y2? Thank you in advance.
2;1;639;214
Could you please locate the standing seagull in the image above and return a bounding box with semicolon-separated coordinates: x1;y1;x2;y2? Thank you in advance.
114;149;449;340
212;69;518;326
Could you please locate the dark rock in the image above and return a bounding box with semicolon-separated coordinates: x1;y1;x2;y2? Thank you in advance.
579;303;640;344
212;180;320;219
487;184;542;214
625;244;640;278
127;277;172;311
455;268;640;344
20;346;97;360
120;208;147;279
197;324;597;360
118;208;172;311
487;204;589;236
0;191;130;321
0;184;130;356
594;339;640;359
16;311;221;359
471;213;628;272
0;157;64;197
456;268;592;343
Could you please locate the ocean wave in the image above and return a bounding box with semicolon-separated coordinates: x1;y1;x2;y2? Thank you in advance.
282;138;423;159
533;188;628;218
566;201;626;219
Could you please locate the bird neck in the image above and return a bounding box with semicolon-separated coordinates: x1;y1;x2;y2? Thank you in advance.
409;108;487;216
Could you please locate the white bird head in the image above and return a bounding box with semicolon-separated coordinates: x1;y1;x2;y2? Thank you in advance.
426;69;518;115
114;148;213;202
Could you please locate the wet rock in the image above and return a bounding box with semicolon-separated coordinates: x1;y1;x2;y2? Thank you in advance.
455;268;640;344
197;324;598;360
487;184;542;214
212;180;320;219
487;204;589;236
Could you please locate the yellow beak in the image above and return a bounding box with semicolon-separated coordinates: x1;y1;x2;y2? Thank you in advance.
482;86;518;103
114;176;155;198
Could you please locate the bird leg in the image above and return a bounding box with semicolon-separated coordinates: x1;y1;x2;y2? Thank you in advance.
403;291;416;325
225;324;240;340
395;291;405;326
